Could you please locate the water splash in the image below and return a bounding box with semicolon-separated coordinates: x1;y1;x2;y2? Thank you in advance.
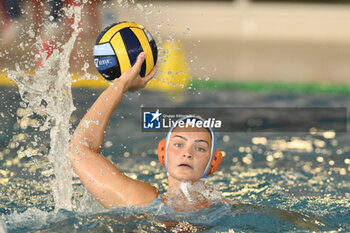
164;181;223;212
7;4;83;211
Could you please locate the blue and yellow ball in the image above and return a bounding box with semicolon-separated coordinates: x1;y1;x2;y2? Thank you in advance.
93;22;158;81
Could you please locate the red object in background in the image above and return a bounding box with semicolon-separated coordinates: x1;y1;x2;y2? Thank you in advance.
65;0;81;35
3;0;102;68
65;0;100;35
33;0;42;33
1;0;101;40
33;0;81;33
0;0;11;26
34;0;79;68
35;38;57;68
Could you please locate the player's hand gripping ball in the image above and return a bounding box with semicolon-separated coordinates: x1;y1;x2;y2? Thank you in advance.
93;22;158;81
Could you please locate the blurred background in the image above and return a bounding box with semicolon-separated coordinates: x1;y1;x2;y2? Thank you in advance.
1;0;350;86
135;0;350;84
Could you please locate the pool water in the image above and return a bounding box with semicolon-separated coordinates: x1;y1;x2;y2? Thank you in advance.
0;86;349;232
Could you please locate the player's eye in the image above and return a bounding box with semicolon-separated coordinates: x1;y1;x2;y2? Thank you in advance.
196;147;206;152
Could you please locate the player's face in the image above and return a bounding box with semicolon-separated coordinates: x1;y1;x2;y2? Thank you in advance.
167;126;212;182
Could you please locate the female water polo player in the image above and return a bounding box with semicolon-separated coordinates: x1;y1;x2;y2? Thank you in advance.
70;52;327;229
70;52;227;211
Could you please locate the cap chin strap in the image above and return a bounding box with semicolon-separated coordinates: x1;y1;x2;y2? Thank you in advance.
164;115;217;179
180;182;194;202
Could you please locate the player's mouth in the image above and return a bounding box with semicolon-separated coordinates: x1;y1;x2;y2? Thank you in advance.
178;163;193;169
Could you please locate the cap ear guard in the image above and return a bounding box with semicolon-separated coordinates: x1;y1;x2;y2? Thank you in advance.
207;149;222;175
158;138;166;167
157;138;222;176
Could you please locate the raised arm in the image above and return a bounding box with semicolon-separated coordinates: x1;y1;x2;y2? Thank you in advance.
70;53;159;209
